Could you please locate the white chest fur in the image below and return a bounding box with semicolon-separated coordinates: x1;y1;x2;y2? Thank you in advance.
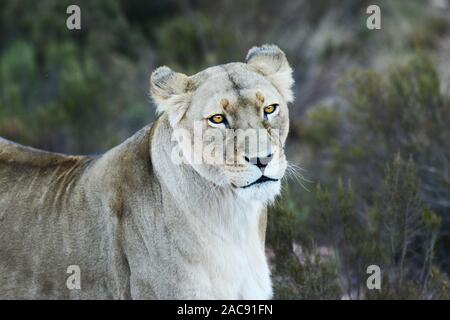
191;200;272;299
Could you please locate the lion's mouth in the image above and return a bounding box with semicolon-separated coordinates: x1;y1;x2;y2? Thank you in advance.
241;176;279;188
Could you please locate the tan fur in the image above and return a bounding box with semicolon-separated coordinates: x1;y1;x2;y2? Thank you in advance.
256;91;265;103
0;45;293;299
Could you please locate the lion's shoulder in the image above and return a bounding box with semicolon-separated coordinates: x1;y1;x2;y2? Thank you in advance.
0;137;91;168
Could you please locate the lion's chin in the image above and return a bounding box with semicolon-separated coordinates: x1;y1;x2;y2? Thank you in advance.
235;180;281;204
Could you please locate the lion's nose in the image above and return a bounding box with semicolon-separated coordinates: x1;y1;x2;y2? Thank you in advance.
244;154;273;170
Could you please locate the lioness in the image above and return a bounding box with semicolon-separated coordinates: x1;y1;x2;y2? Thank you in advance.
0;45;294;299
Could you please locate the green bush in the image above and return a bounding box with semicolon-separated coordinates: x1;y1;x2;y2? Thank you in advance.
267;195;341;300
276;55;450;299
270;155;449;299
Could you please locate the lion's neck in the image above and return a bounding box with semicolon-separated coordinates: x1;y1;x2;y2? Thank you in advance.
149;116;263;238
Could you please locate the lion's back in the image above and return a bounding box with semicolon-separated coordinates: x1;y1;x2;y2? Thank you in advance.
0;137;89;168
0;137;93;199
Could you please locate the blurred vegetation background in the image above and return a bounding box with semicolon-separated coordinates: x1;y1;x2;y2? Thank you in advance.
0;0;449;299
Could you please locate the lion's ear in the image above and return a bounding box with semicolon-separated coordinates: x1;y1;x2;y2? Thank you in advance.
246;44;294;103
150;66;193;125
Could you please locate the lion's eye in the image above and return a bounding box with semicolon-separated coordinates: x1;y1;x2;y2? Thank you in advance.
210;114;224;123
264;104;278;115
208;114;226;125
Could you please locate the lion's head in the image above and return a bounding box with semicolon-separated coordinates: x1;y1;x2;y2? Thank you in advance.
150;45;294;203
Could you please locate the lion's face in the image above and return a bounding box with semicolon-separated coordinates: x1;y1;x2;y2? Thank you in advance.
150;45;294;202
